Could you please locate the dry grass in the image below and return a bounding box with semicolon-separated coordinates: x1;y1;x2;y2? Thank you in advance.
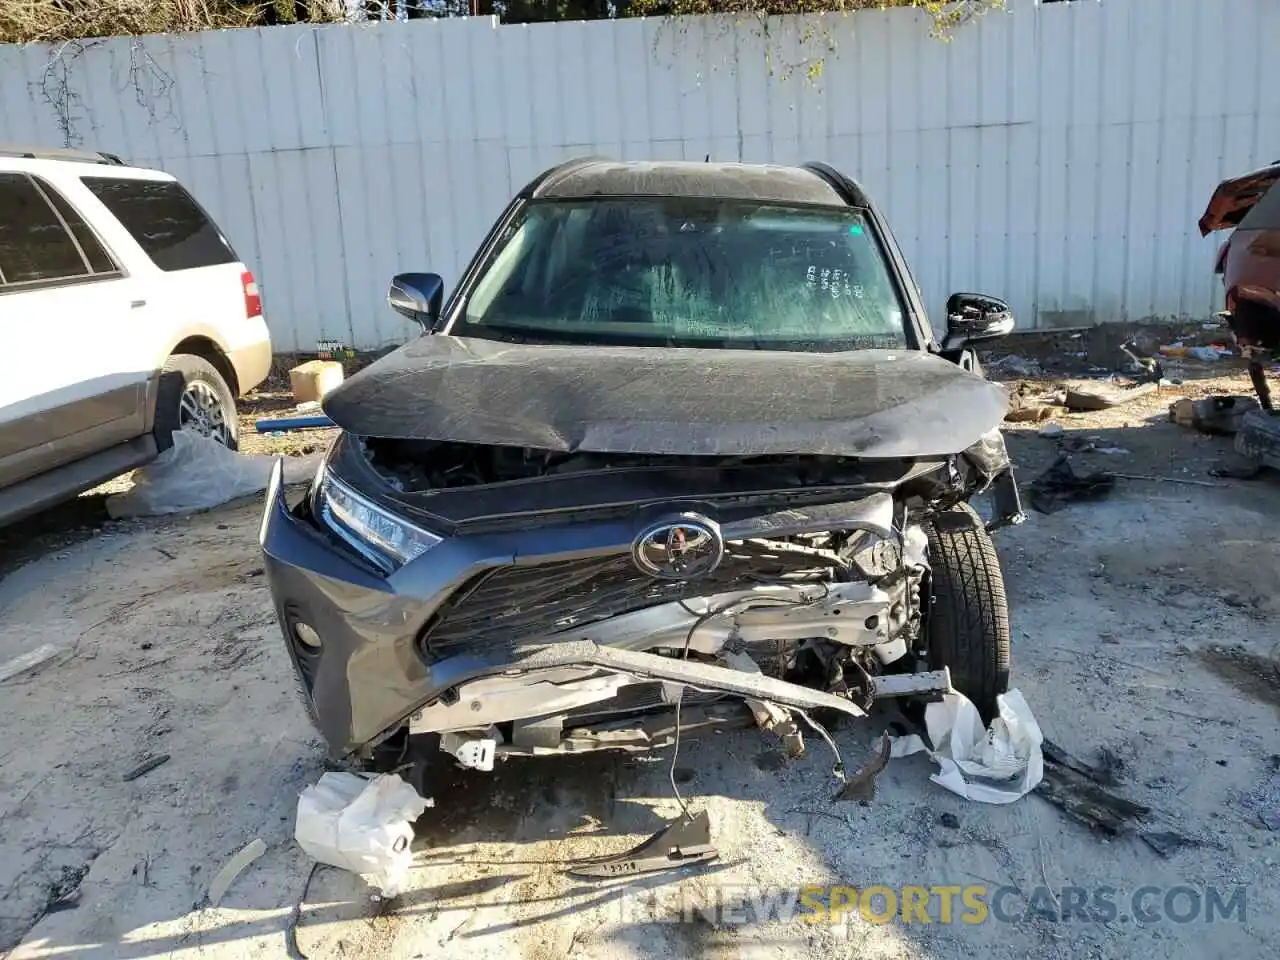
630;0;1005;36
0;0;341;46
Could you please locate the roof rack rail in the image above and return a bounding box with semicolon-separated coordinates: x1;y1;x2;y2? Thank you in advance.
0;145;126;166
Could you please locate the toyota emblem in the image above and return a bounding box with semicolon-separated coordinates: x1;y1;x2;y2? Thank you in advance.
632;515;724;581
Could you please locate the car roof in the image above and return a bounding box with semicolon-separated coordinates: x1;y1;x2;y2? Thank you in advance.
0;144;127;165
0;144;177;182
525;158;866;209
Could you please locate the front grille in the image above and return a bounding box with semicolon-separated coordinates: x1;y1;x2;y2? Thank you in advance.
419;540;833;661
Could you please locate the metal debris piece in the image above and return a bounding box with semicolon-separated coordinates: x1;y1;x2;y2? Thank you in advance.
122;753;171;782
565;810;718;879
836;732;892;802
1028;456;1116;514
208;838;268;906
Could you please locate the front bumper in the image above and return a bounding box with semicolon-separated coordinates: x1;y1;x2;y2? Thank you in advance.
260;460;935;757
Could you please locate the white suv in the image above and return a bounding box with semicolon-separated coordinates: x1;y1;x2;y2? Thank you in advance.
0;146;273;526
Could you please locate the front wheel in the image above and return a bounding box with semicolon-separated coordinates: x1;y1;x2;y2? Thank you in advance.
154;354;239;451
923;503;1011;722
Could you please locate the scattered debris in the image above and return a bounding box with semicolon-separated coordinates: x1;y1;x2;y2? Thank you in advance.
1037;422;1065;439
1028;456;1116;514
106;432;322;519
1038;746;1150;836
207;838;267;906
1235;408;1280;470
1109;472;1220;489
1039;742;1193;852
0;643;62;684
1169;395;1260;435
1159;343;1233;362
1241;762;1280;831
44;864;89;914
1064;380;1158;411
1141;831;1199;858
1005;403;1057;423
989;355;1042;377
294;772;431;896
1119;339;1163;382
1041;739;1120;787
836;732;892;802
1209;457;1265;480
566;809;718;878
122;753;170;782
1061;435;1130;455
889;689;1043;804
1004;381;1061;422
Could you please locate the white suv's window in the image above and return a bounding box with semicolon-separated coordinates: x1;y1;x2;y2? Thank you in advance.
82;177;237;272
0;173;116;288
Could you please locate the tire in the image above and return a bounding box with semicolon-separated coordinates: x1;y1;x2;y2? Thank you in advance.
923;502;1011;722
154;354;239;451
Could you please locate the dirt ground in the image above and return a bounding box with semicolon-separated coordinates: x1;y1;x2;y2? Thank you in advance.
2;367;1280;959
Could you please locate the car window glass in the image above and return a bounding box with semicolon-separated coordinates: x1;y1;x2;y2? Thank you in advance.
37;180;116;274
0;172;92;286
464;199;907;350
81;177;236;272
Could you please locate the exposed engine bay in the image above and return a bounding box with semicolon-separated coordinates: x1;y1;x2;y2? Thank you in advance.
363;436;876;492
362;436;945;770
407;543;939;770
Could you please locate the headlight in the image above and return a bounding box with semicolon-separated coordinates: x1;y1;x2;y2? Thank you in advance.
315;467;441;572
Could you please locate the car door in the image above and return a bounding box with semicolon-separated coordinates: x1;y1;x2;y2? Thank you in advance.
0;171;151;488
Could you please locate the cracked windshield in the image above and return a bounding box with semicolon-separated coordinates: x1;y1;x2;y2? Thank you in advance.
461;198;908;349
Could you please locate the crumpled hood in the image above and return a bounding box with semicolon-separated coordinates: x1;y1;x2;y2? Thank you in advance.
323;335;1008;458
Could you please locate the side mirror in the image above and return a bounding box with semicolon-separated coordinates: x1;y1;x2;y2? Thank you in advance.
388;273;444;329
942;292;1015;351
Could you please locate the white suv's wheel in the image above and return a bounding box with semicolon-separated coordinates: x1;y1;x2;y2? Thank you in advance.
154;354;239;451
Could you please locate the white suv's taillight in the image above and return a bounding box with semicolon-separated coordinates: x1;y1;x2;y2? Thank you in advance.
242;270;262;318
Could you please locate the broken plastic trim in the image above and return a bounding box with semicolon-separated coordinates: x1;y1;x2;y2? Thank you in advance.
565;809;718;879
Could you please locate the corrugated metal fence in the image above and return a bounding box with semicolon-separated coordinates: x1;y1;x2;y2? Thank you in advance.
2;0;1277;352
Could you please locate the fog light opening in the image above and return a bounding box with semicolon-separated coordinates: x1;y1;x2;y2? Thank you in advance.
294;622;322;650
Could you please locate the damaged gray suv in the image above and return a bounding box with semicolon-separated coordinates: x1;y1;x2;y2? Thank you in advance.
261;159;1023;780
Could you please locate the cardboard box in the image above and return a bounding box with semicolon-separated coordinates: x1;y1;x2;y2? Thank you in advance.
289;360;344;405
